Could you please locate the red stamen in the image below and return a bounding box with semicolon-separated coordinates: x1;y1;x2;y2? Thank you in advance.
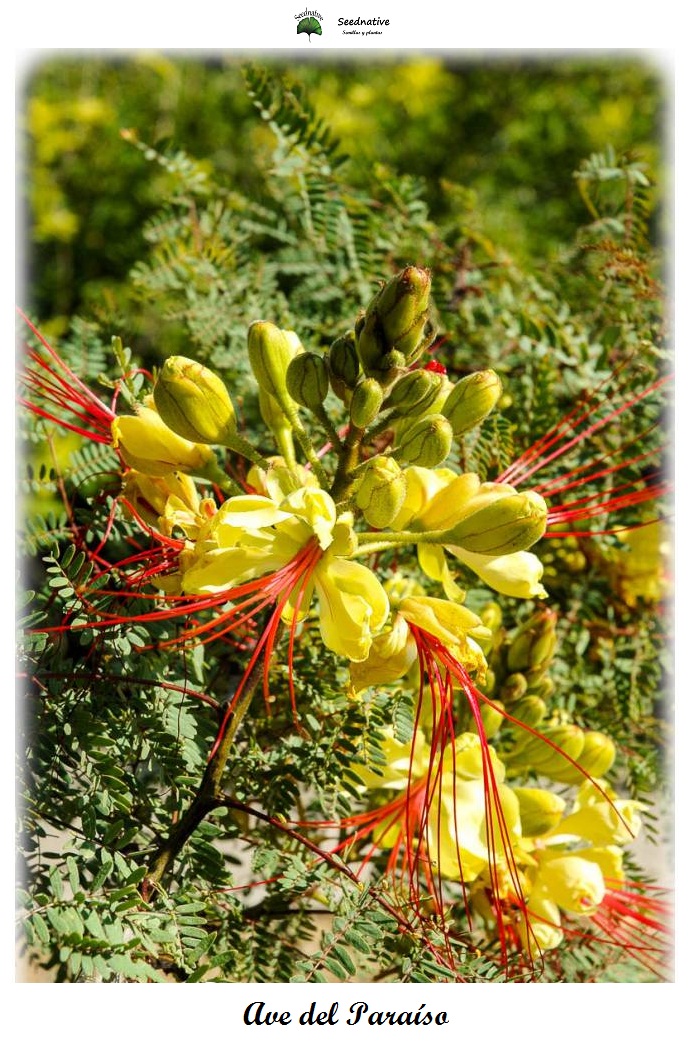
18;309;116;443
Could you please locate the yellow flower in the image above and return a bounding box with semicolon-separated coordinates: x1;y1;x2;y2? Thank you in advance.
604;522;669;607
179;471;389;662
122;469;211;541
349;591;490;693
390;467;547;599
353;729;521;884
112;402;215;477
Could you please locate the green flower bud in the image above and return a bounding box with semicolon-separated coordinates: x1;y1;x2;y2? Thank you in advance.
440;490;548;556
523;723;586;776
513;787;567;837
356;267;433;376
374;266;432;360
394;413;453;468
540;730;617;784
535;675;555;700
286;351;329;411
247;321;298;414
383;368;444;417
354;456;407;529
507;609;558;673
153;355;237;446
509;694;548;729
479;703;503;739
350;377;385;429
500;672;529;704
579;730;617;777
441;369;502;437
328;332;361;393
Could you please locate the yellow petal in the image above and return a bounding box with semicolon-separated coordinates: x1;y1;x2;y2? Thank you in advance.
448;547;547;599
313;556;389;661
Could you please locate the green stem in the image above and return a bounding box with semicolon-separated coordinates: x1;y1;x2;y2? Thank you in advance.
227;434;271;470
355;540;398;556
363;411;397;443
141;628;278;899
330;423;365;502
288;415;330;489
313;405;344;452
355;527;448;547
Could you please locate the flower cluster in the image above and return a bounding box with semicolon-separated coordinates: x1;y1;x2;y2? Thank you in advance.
18;265;670;978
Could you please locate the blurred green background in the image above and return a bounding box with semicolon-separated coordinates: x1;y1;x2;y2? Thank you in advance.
21;53;665;330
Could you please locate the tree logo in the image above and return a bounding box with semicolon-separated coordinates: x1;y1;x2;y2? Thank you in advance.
295;10;323;40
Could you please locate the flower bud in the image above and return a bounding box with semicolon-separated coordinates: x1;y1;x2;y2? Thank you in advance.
578;731;617;778
479;703;503;739
354;456;407;529
153;355;237;446
394;413;453;468
374;266;432;361
514;787;567;837
286;351;329;411
440;490;548;556
383;368;443;418
535;675;555;700
539;730;617;784
350;377;385;429
247;321;298;414
112;404;215;477
507;609;558;673
356;267;433;376
327;332;361;391
480;601;503;631
509;694;548;729
519;723;586;776
500;672;528;704
441;369;502;437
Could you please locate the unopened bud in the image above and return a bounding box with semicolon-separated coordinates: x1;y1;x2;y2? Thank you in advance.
523;723;586;777
440;490;548;556
355;456;407;529
112;403;215;477
327;332;360;394
383;368;443;417
507;609;558;673
441;369;502;436
541;730;617;784
350;377;384;429
357;267;433;375
286;351;329;411
479;703;503;739
535;675;555;700
247;321;299;414
153;355;237;446
500;672;529;704
374;266;432;361
509;694;548;729
578;731;617;777
394;413;453;468
514;787;567;837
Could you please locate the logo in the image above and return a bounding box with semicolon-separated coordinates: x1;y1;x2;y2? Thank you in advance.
295;9;323;40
